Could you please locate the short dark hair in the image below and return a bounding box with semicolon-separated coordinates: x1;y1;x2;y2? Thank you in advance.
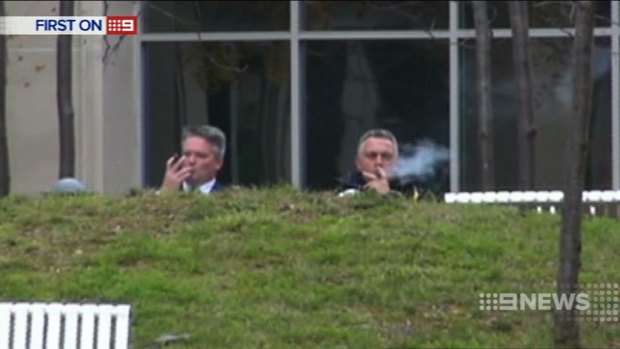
357;129;399;156
182;125;227;159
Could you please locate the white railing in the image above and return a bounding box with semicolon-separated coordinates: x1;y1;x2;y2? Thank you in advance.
0;302;131;349
444;190;620;216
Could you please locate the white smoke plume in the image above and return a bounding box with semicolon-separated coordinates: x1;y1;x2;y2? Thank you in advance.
388;140;450;184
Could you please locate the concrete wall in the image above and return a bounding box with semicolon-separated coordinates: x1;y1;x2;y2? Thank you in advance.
99;1;141;194
5;1;141;195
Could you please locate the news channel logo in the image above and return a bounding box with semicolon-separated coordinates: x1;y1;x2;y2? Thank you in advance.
478;283;619;323
0;16;137;35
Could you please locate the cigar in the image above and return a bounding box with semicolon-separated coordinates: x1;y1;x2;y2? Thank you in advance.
376;169;402;188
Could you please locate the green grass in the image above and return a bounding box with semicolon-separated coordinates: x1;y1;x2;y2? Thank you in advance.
0;187;619;348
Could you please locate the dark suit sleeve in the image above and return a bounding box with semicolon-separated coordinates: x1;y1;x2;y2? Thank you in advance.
211;181;226;193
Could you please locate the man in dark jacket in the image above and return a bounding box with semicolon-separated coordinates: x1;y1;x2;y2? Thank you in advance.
159;125;227;194
338;128;417;197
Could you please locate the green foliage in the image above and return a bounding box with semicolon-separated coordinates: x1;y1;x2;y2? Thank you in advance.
0;188;618;348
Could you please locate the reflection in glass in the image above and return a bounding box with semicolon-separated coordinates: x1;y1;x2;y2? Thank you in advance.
304;40;450;192
143;1;290;33
460;1;611;28
144;42;291;188
303;1;448;30
460;38;611;190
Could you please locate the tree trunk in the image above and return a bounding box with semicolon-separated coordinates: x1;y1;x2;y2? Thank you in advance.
472;1;494;190
0;1;9;197
555;2;595;348
57;0;75;178
509;1;536;190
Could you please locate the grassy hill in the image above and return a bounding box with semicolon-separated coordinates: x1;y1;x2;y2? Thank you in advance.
0;187;619;348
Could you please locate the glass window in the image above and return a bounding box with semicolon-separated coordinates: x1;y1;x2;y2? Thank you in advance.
460;1;611;28
459;38;612;191
303;1;448;30
143;1;290;33
143;42;291;188
304;40;450;192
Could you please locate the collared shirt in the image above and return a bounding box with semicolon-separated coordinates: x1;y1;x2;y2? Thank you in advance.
182;178;216;194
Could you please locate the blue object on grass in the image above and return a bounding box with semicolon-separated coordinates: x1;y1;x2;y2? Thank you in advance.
51;178;86;194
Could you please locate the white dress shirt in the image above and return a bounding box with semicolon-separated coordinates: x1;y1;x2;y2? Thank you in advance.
183;178;216;194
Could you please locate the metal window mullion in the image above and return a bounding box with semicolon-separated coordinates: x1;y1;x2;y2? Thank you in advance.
140;28;617;43
449;1;460;192
140;31;291;42
454;27;615;39
290;0;303;188
136;1;146;187
140;30;469;42
612;0;620;189
298;30;451;40
230;80;240;183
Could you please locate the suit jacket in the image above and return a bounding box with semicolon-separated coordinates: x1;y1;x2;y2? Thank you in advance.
338;170;419;197
210;180;226;193
183;179;226;194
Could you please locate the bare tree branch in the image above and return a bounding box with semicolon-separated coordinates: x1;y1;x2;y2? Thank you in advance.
473;1;495;190
57;0;75;178
102;0;147;65
205;54;248;73
555;1;596;347
143;1;202;31
364;1;439;40
509;1;536;190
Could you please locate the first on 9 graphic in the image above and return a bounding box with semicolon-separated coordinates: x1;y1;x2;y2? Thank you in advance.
35;18;103;32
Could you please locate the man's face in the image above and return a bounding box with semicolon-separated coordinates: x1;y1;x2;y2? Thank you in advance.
356;137;397;175
182;136;223;185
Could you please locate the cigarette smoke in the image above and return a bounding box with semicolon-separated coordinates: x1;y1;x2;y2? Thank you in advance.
389;140;449;185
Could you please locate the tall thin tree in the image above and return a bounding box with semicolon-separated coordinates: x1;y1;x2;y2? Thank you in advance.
509;1;536;189
555;2;595;348
57;0;75;178
0;1;9;197
472;1;494;190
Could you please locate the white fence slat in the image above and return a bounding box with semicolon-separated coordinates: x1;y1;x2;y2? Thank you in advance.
30;306;46;349
80;305;97;349
113;305;131;349
46;303;63;349
96;306;114;349
0;303;13;349
13;304;29;349
63;305;81;349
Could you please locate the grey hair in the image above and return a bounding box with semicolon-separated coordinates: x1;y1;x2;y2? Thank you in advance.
182;125;227;159
357;128;399;156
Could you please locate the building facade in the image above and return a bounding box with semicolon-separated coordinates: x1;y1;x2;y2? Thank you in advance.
5;0;140;194
5;1;620;194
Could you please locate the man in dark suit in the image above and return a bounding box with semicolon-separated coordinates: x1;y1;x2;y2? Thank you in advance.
339;128;399;195
159;125;227;194
338;128;416;197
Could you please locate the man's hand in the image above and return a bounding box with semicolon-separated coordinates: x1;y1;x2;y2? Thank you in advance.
362;168;391;194
160;155;192;192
